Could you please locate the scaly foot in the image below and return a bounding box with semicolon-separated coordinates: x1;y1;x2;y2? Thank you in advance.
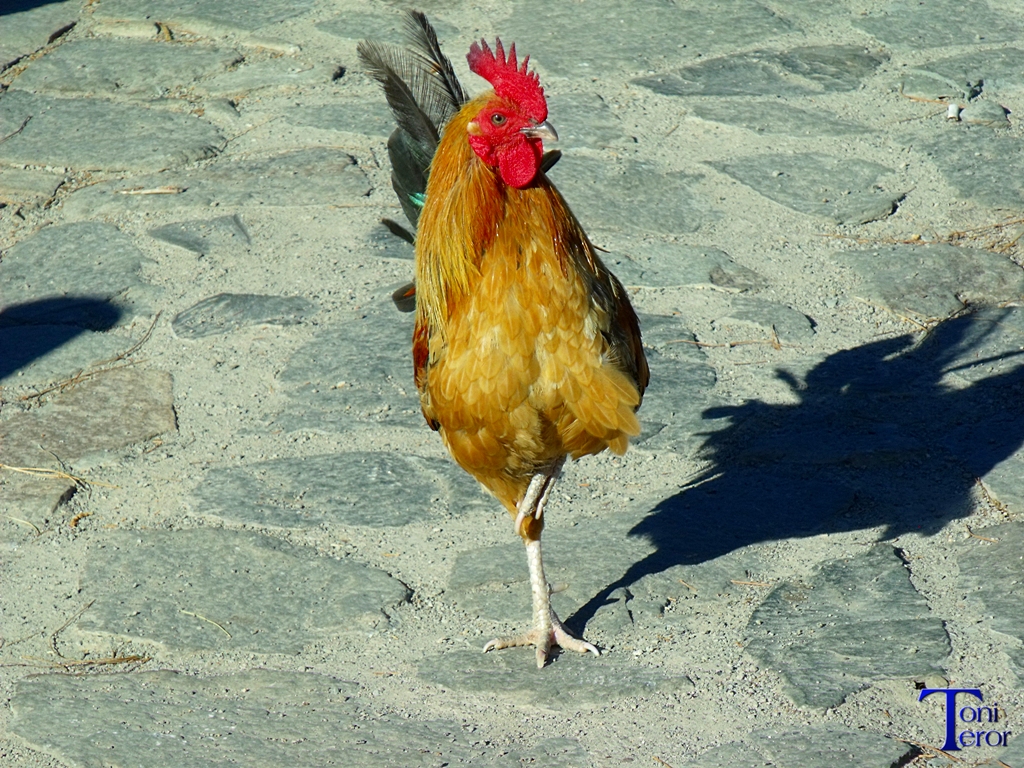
483;608;599;668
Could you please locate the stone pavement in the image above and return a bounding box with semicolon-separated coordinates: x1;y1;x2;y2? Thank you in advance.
2;1;1024;766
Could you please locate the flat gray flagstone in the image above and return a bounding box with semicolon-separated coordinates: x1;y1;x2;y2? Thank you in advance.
997;737;1024;768
10;39;242;99
552;92;627;150
172;293;317;339
840;244;1024;320
0;368;175;538
708;153;899;224
61;148;371;218
78;529;411;652
92;0;317;35
950;524;1024;679
915;307;1024;513
201;60;329;98
606;244;769;291
680;727;913;767
275;310;423;432
0;167;63;205
0;368;175;467
446;516;654;627
924;130;1024;208
634;313;725;455
552;156;705;235
0;221;160;328
0;1;77;69
636;46;888;98
0;325;128;390
713;296;815;343
0;90;224;173
317;12;460;45
368;220;415;261
0;471;77;541
419;648;692;709
503;0;794;76
150;214;250;255
285;100;396;137
853;0;1023;48
959;100;1010;127
899;48;1024;102
955;522;1024;671
10;668;554;767
687;100;870;137
745;546;950;709
444;497;789;641
192;451;493;529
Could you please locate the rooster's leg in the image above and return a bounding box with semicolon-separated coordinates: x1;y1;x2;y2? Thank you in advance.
484;460;599;668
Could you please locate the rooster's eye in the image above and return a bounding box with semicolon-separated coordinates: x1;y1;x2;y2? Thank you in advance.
491;113;506;126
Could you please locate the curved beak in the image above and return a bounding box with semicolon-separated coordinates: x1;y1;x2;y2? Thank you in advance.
521;120;558;143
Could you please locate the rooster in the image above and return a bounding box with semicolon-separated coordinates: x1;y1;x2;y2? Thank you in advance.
359;13;648;668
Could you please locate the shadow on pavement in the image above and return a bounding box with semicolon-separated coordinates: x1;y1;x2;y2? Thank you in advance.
1;1;69;19
0;296;122;382
569;307;1024;633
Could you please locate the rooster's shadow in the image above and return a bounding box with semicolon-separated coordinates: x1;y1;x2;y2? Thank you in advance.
568;307;1024;633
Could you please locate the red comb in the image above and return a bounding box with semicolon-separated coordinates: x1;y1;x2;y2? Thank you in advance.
467;38;547;122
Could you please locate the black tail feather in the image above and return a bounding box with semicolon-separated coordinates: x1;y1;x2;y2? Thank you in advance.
358;12;468;233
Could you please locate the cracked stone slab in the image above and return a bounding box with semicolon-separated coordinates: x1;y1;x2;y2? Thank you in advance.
172;293;317;339
924;130;1024;208
419;649;692;709
637;46;887;98
709;153;898;224
0;90;224;173
504;0;794;76
192;451;493;529
899;48;1024;102
0;2;77;68
92;0;317;36
78;529;411;652
713;296;815;343
681;727;913;767
149;214;250;255
0;221;160;329
553;157;704;235
62;148;370;217
10;39;242;99
840;244;1024;320
854;0;1023;48
688;100;870;137
745;546;950;709
607;244;769;291
275;310;423;432
10;669;573;767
